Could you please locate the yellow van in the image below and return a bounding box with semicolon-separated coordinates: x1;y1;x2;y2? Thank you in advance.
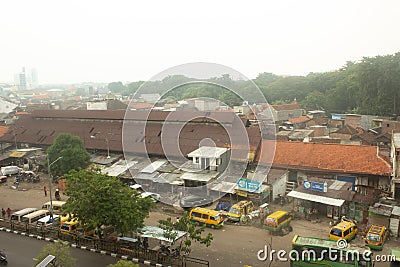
329;218;358;242
21;210;49;225
365;224;389;251
189;207;224;228
60;219;79;234
264;210;292;232
227;200;255;222
41;201;66;214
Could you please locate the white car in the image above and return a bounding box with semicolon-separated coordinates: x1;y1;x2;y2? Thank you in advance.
37;215;60;229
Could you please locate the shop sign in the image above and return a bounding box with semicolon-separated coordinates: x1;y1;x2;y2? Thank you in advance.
237;178;260;192
303;181;327;192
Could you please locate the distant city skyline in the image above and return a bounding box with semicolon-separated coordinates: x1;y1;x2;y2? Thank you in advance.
1;0;400;84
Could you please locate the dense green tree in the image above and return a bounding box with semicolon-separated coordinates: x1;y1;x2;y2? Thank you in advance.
47;133;90;177
63;169;154;235
158;212;213;255
34;242;76;267
108;81;125;93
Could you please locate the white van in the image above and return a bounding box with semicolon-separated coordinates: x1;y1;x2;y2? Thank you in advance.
37;215;60;229
21;210;49;224
0;166;21;176
10;208;38;222
41;201;66;214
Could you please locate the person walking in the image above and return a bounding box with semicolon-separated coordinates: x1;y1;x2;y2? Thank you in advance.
44;186;47;197
6;208;11;219
1;208;5;218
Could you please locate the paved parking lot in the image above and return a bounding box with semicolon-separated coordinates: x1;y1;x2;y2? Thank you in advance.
1;178;398;267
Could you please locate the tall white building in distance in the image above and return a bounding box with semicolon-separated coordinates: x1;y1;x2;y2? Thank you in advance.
14;67;39;90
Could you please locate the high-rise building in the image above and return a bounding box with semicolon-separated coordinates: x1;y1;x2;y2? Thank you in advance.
14;67;38;89
30;68;38;88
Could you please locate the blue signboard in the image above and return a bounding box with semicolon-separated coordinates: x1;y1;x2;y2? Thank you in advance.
303;181;327;192
237;178;261;192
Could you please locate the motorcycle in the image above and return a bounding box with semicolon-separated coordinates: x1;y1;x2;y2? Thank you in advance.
55;189;61;201
0;250;7;265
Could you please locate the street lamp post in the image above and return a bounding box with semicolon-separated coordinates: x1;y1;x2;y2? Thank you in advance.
13;133;17;150
105;136;110;159
47;156;63;219
90;133;111;159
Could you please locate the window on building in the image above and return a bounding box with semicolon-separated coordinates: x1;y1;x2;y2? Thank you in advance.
195;157;199;163
216;158;222;165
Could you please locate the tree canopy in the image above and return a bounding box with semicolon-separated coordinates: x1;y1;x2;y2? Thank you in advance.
158;212;213;255
63;169;155;235
103;51;400;116
47;133;90;177
34;242;76;267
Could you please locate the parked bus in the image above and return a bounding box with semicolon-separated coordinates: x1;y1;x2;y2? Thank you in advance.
41;201;66;214
291;235;374;267
10;208;38;222
21;210;49;224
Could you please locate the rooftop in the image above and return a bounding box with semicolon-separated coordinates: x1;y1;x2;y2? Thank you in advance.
393;133;400;148
257;141;391;176
188;146;229;158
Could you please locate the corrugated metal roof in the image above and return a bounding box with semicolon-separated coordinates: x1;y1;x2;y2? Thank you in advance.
287;190;345;207
393;133;400;148
392;206;400;216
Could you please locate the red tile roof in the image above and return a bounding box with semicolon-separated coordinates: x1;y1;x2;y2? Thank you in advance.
289;116;310;124
257;141;391;176
0;126;9;138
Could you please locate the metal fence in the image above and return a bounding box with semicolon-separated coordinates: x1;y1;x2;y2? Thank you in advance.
0;218;208;267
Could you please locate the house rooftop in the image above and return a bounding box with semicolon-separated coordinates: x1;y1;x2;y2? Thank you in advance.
393;133;400;148
271;102;302;111
257;140;392;176
188;146;229;158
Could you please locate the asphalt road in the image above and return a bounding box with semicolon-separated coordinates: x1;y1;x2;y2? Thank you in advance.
0;231;119;267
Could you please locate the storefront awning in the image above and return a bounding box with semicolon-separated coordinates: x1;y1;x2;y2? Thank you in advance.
287;191;345;207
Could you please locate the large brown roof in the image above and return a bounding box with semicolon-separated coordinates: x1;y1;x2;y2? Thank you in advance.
0;110;260;160
257;140;391;176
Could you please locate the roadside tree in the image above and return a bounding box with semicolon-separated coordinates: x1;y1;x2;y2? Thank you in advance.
47;133;90;177
158;212;213;255
34;241;76;267
62;169;155;235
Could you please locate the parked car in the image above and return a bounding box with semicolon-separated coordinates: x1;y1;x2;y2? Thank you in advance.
179;194;213;209
1;166;22;176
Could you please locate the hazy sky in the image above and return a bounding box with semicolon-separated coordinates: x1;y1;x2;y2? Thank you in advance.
1;0;400;84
